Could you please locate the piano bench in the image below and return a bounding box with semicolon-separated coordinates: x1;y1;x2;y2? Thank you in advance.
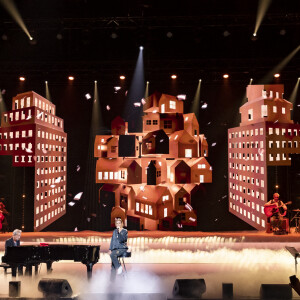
118;251;131;273
0;263;12;274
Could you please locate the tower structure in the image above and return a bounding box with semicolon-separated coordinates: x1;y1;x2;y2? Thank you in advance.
228;84;300;230
0;91;67;231
95;92;212;230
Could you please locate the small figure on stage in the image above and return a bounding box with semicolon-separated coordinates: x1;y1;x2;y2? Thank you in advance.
5;229;23;275
108;218;128;280
264;193;287;232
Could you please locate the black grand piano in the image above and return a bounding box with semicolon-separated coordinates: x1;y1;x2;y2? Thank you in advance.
1;245;100;279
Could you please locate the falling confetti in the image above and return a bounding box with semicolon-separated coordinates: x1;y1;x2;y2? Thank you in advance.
103;204;107;207
176;222;183;229
222;195;227;199
274;120;278;123
106;105;111;111
42;148;47;154
207;122;211;125
189;217;196;222
26;115;32;120
25;148;33;153
50;184;56;188
125;90;128;96
211;142;217;147
185;203;193;211
74;192;83;200
134;102;141;107
210;166;213;170
91;213;97;217
87;217;91;222
258;148;265;156
201;103;208;109
54;177;61;184
37;112;43;119
68;201;75;206
141;98;146;105
1;89;6;95
177;94;186;100
160;139;164;143
215;218;218;222
74;227;78;231
68;193;73;197
76;165;80;172
85;93;91;100
114;86;121;92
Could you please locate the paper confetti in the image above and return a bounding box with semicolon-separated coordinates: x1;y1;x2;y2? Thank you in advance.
26;115;32;120
211;142;217;147
37;112;43;119
68;201;75;206
25;148;33;153
54;177;61;184
85;93;91;100
42;148;47;154
1;89;6;95
87;217;91;222
74;192;83;200
50;184;56;188
201;103;208;109
106;105;111;111
177;94;186;100
134;102;141;107
141;98;146;105
76;165;80;172
185;203;193;211
189;217;196;222
114;86;121;92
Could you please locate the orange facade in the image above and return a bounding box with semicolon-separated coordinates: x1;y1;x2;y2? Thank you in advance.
228;84;300;230
95;92;212;230
0;91;67;231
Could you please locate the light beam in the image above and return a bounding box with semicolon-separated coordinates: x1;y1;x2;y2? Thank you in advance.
253;0;272;36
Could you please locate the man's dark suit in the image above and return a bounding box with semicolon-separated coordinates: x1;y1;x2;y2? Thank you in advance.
4;237;22;275
5;237;20;255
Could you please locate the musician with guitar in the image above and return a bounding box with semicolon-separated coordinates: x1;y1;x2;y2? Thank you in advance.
264;193;288;233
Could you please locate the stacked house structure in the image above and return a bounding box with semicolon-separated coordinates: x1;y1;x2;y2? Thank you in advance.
95;92;212;230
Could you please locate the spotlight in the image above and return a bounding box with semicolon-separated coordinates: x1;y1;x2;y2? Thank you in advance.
275;185;279;188
56;33;63;40
45;81;48;84
199;79;202;82
171;74;177;79
223;74;229;79
279;29;286;36
29;36;33;40
274;73;280;78
22;194;26;198
94;80;97;83
120;75;126;80
68;76;74;81
139;46;144;50
111;32;118;39
19;76;25;81
253;33;257;37
1;34;8;41
223;30;230;37
146;81;149;84
166;31;173;38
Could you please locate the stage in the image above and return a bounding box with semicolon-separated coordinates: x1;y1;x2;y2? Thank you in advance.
1;230;300;299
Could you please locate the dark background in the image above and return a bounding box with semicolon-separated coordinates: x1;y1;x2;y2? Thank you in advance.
0;0;300;231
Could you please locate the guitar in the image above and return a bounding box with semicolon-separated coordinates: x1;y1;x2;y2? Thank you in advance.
264;201;292;217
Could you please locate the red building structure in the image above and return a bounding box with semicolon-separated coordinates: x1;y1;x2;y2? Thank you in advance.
228;84;300;230
95;92;212;230
0;91;67;231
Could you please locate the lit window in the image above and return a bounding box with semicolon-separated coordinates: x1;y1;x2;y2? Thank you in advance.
149;206;153;215
261;105;268;118
98;172;102;180
104;172;108;180
273;106;277;113
185;149;192;158
248;109;253;120
164;207;168;218
282;107;286;114
169;101;176;109
109;172;113;180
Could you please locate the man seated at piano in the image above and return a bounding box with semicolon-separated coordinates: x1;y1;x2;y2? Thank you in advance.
4;229;23;274
108;218;128;280
264;193;287;232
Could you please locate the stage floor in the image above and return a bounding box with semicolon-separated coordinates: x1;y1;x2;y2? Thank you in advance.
1;230;300;299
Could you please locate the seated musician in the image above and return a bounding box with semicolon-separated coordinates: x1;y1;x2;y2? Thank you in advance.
264;193;287;232
108;218;128;280
4;229;23;274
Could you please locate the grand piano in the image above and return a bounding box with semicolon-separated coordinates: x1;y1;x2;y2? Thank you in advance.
1;245;100;279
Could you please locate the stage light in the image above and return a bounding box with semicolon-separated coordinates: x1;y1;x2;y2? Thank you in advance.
275;185;279;188
29;36;33;40
139;46;144;50
253;33;257;37
279;29;286;36
94;80;97;83
45;81;48;84
199;79;202;82
19;76;25;81
171;74;177;79
111;32;118;39
223;74;229;79
68;76;74;81
146;81;149;84
166;31;173;38
223;30;230;37
22;194;26;198
274;73;280;78
120;75;126;80
250;78;253;84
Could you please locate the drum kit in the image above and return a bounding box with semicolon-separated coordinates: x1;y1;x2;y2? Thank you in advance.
291;209;300;233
